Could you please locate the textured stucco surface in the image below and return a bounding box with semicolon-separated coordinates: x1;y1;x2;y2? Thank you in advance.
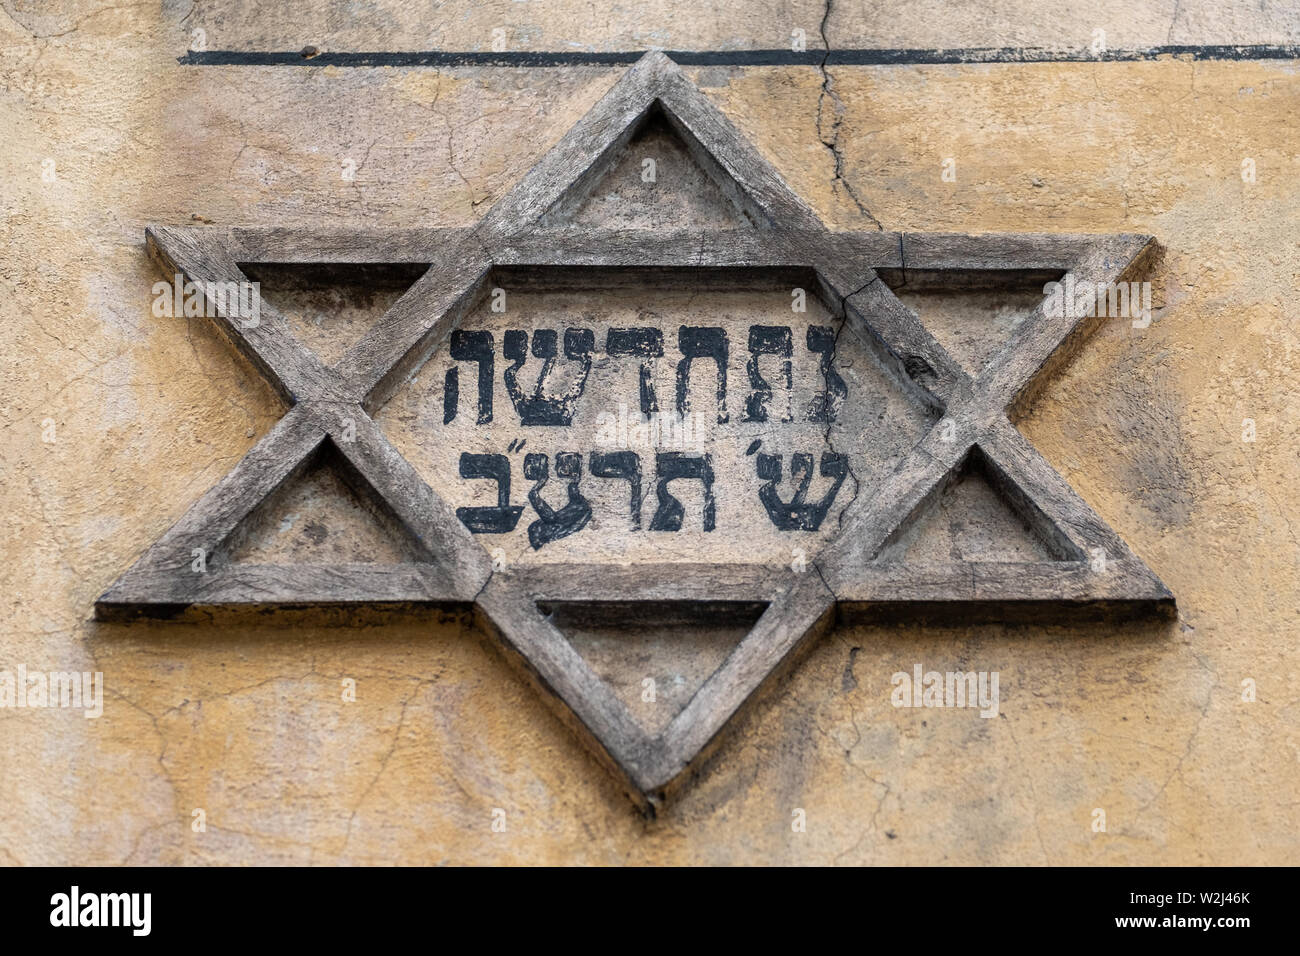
1;1;1298;864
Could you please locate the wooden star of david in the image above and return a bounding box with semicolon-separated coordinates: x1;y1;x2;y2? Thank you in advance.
98;53;1173;811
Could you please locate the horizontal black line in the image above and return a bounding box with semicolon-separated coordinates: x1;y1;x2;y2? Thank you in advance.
179;44;1300;67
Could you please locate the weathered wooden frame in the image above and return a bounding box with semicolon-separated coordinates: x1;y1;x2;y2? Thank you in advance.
98;53;1173;811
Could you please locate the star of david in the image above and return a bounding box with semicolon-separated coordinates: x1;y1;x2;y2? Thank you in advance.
99;53;1172;811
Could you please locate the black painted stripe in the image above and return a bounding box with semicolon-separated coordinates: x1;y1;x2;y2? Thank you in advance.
179;44;1300;67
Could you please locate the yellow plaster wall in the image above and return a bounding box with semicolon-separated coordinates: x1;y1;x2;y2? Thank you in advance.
0;1;1296;864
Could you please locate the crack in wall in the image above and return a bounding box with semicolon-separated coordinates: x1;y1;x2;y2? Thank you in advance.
816;0;882;231
820;273;883;550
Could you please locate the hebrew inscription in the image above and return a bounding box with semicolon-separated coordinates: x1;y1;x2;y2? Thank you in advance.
377;276;933;565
